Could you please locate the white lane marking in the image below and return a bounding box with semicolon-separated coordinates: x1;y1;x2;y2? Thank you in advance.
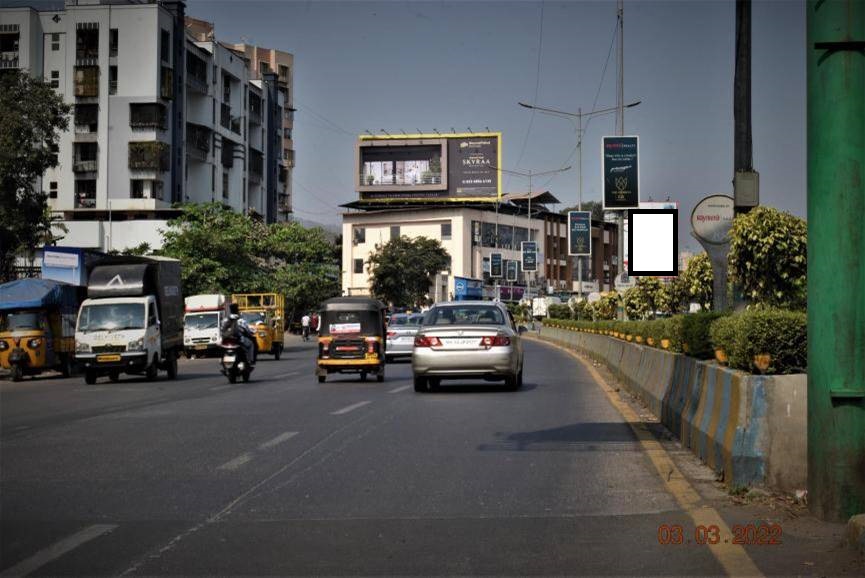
217;452;253;471
209;385;232;392
258;431;298;450
0;523;117;577
12;425;31;431
330;400;371;415
269;371;300;380
388;385;411;394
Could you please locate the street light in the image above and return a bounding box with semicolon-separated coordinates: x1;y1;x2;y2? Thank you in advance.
518;99;641;298
491;164;572;298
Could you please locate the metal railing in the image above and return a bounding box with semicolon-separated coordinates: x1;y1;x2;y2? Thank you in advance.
360;172;442;186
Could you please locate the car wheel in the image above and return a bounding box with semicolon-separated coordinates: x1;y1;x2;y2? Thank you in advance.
413;375;428;392
10;364;23;382
428;377;441;391
505;369;522;391
360;372;367;382
108;371;121;383
84;370;97;385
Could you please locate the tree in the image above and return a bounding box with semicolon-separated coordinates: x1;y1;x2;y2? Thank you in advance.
366;236;450;307
589;291;619;320
660;276;690;315
728;206;807;309
0;70;71;281
560;199;604;221
621;276;664;320
682;252;713;310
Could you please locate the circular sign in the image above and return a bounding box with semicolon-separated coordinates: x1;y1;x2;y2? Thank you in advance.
587;292;602;303
691;194;734;245
614;272;636;291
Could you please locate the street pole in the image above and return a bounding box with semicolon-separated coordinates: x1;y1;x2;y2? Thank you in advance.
528;170;533;297
806;0;865;522
577;107;583;298
616;0;625;318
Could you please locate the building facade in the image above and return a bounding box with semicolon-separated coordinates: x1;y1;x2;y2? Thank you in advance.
0;0;290;252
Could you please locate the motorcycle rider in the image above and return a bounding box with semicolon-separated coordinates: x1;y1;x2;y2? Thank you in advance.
222;303;257;365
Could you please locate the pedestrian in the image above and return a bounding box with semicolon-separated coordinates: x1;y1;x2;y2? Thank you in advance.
301;312;311;341
310;312;319;336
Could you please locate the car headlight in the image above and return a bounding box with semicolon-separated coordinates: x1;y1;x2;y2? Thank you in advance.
27;338;42;348
127;337;145;352
0;340;8;351
75;341;91;353
258;332;267;338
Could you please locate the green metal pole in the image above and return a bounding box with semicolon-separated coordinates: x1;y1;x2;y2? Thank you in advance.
807;0;865;522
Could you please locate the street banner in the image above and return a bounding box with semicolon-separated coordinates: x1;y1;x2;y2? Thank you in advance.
490;252;503;278
506;259;518;281
567;211;592;256
521;241;538;272
602;136;640;210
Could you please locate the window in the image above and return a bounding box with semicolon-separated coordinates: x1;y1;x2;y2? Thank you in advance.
109;65;117;94
49;70;59;88
424;305;505;326
51;33;60;51
160;66;173;99
48;181;58;199
353;226;365;244
222;74;231;103
441;222;452;240
353;259;364;274
259;60;269;76
147;304;157;327
278;64;288;80
109;29;117;56
222;171;229;200
160;29;170;64
131;179;145;198
75;27;98;60
283;127;292;140
390;226;400;240
74;180;96;208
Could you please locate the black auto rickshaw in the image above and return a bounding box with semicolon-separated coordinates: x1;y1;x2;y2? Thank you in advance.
316;297;387;383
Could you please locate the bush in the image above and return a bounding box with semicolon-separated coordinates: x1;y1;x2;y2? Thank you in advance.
725;309;806;374
680;311;726;359
709;315;740;358
547;304;572;320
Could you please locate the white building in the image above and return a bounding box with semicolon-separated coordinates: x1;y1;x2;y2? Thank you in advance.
0;0;290;252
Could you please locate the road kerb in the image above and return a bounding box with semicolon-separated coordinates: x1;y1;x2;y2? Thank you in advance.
534;337;764;577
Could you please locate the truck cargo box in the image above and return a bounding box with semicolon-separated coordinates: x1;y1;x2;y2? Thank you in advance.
185;294;229;313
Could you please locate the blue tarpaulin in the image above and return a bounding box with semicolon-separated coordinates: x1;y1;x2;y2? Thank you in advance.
0;279;80;311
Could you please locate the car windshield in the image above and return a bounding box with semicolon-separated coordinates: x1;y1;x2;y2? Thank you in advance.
78;303;145;332
241;312;267;325
1;311;43;331
423;305;505;326
185;312;219;330
390;314;423;327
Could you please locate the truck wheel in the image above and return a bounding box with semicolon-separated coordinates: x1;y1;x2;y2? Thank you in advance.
318;375;326;383
60;354;73;377
84;370;97;385
166;355;178;380
10;364;23;382
145;356;158;381
109;371;121;383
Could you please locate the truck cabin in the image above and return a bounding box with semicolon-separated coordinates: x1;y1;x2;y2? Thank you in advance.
77;300;154;333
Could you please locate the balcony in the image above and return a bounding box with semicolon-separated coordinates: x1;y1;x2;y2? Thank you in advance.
186;52;208;94
186;122;211;162
73;159;98;173
74;103;98;134
160;66;173;100
72;143;98;173
74;180;96;209
75;26;99;65
285;148;295;168
221;140;234;169
278;166;287;184
249;108;262;126
128;141;170;172
248;148;263;183
74;66;99;98
0;51;18;69
130;102;167;130
220;103;231;130
230;116;242;135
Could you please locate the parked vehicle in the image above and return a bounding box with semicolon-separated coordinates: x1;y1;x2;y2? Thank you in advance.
219;313;255;383
385;313;424;362
316;297;387;383
0;279;84;381
231;293;285;359
75;256;183;384
412;301;526;392
183;294;229;358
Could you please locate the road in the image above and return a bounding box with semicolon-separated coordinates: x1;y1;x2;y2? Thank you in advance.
0;336;859;576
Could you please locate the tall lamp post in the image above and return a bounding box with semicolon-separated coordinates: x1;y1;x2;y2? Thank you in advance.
491;165;572;297
517;100;641;298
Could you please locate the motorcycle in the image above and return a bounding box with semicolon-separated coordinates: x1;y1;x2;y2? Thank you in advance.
219;316;256;383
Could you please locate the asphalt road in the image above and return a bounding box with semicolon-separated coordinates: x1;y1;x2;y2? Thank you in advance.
0;336;859;576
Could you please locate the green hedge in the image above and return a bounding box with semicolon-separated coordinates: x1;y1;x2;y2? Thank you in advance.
545;308;807;375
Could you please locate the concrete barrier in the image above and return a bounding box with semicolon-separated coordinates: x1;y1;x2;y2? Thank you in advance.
539;325;807;492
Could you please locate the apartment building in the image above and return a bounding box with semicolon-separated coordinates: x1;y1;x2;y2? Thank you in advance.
0;0;289;253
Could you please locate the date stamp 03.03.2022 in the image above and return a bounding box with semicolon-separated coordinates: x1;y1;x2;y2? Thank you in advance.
657;524;782;546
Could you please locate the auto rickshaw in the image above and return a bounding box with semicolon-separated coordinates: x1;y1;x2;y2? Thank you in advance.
0;279;83;381
231;293;285;359
316;297;387;383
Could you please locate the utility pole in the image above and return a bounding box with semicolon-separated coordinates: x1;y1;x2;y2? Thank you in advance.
733;0;758;214
615;0;626;316
577;107;583;298
806;0;865;522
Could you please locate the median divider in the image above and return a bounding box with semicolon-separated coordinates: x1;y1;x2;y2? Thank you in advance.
538;325;807;492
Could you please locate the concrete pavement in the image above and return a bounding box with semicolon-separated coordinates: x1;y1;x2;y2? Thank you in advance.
0;336;860;575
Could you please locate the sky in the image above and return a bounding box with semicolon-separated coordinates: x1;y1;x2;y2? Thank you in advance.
14;0;807;250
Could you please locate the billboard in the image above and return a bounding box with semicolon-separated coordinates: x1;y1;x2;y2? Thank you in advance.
490;252;503;278
357;133;501;202
521;241;538;272
567;211;592;256
506;259;518;282
602;136;640;210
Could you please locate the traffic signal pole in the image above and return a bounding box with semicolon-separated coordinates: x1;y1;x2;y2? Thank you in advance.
806;0;865;521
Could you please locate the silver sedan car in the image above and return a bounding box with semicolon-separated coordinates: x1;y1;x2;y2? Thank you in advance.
385;313;424;361
412;301;525;392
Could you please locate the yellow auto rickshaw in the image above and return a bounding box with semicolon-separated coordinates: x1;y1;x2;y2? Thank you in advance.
232;293;285;359
0;279;83;381
316;297;387;383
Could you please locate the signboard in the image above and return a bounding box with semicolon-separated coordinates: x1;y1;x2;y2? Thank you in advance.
490;252;503;278
521;241;538;272
602;136;640;210
506;260;518;282
567;211;592;256
357;133;501;202
691;194;734;245
615;271;636;291
454;276;484;301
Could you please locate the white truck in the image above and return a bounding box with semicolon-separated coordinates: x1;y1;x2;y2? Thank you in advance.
183;294;229;358
532;296;562;319
74;256;183;384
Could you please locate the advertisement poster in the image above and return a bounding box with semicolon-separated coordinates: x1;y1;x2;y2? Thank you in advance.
490;252;503;278
602;136;640;210
567;211;592;256
447;135;499;198
506;260;518;281
521;241;538;272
